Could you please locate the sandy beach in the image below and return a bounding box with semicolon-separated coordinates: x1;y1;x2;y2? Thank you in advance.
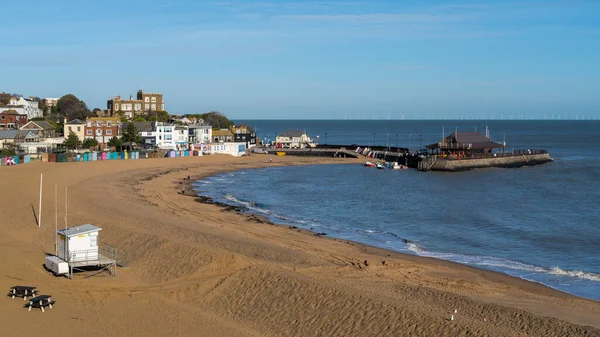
1;154;599;337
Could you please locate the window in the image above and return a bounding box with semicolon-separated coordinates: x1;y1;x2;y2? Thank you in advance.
115;104;119;110
87;130;92;135
151;104;156;110
107;122;112;127
96;129;102;135
106;129;112;135
145;97;149;102
68;126;72;132
77;126;81;132
145;103;149;110
87;121;92;127
96;122;102;127
135;104;141;110
151;97;156;102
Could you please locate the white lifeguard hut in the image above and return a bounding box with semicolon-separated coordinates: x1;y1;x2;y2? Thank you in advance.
45;224;117;279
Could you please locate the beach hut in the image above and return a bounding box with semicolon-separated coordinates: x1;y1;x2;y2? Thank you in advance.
76;154;81;162
184;150;189;157
24;154;31;163
13;155;19;164
83;153;89;161
91;152;98;161
101;152;107;160
110;152;118;160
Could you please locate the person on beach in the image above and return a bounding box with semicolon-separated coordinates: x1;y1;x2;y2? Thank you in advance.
187;173;191;180
269;157;273;163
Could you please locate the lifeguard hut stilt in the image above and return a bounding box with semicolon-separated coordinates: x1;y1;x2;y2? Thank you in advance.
45;224;117;279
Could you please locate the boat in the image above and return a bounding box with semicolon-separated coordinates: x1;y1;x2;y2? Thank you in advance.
375;162;385;169
390;162;401;170
364;161;375;167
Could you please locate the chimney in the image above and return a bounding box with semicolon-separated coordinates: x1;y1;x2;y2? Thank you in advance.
130;94;132;100
63;117;67;124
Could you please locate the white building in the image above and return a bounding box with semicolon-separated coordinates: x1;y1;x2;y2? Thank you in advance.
188;124;212;145
198;142;247;156
174;125;189;150
275;130;314;149
0;96;43;119
156;123;176;150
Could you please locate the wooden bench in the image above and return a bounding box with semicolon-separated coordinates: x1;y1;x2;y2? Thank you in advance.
8;286;38;300
25;295;55;312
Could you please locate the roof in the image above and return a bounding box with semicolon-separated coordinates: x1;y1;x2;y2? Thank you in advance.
123;121;154;132
0;130;19;139
213;129;233;137
279;130;305;137
22;121;55;130
0;109;22;115
57;224;101;237
66;119;84;125
427;132;503;150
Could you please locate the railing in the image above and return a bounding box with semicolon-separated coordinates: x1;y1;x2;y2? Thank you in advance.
67;243;117;263
435;149;548;160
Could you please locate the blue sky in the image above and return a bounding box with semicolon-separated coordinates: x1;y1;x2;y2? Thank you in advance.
1;0;599;119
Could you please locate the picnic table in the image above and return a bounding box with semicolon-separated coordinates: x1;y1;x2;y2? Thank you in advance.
7;286;38;300
24;295;55;312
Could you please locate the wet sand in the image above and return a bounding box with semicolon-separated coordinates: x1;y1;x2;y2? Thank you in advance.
0;154;599;337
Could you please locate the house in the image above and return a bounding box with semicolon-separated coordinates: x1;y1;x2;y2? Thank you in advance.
64;119;85;140
20;120;56;139
43;98;59;108
0;130;24;148
212;129;234;143
174;125;189;150
123;121;156;149
106;90;165;118
425;130;504;155
0;96;43;119
84;117;122;146
188;124;212;145
230;125;256;148
0;110;28;129
156;123;176;150
275;130;313;149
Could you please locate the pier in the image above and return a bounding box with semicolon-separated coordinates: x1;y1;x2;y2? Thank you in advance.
259;143;552;172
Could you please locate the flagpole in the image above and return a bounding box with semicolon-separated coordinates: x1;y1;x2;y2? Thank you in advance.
38;173;42;227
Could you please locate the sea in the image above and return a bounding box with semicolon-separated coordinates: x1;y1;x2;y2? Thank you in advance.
192;120;600;301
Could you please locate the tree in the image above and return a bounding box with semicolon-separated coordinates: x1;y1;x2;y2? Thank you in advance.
107;136;123;151
63;131;82;150
31;117;46;121
56;94;92;121
146;110;169;122
82;138;99;149
0;92;10;105
134;116;146;122
201;111;234;129
122;123;141;144
120;116;128;123
0;143;17;156
92;108;103;117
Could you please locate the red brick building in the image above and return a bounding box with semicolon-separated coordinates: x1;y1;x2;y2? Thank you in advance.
84;117;122;147
0;109;28;130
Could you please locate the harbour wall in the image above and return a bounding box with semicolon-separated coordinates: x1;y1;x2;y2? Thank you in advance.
421;153;553;172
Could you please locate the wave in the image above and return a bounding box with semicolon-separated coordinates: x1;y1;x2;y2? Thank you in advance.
224;194;272;215
406;243;600;282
